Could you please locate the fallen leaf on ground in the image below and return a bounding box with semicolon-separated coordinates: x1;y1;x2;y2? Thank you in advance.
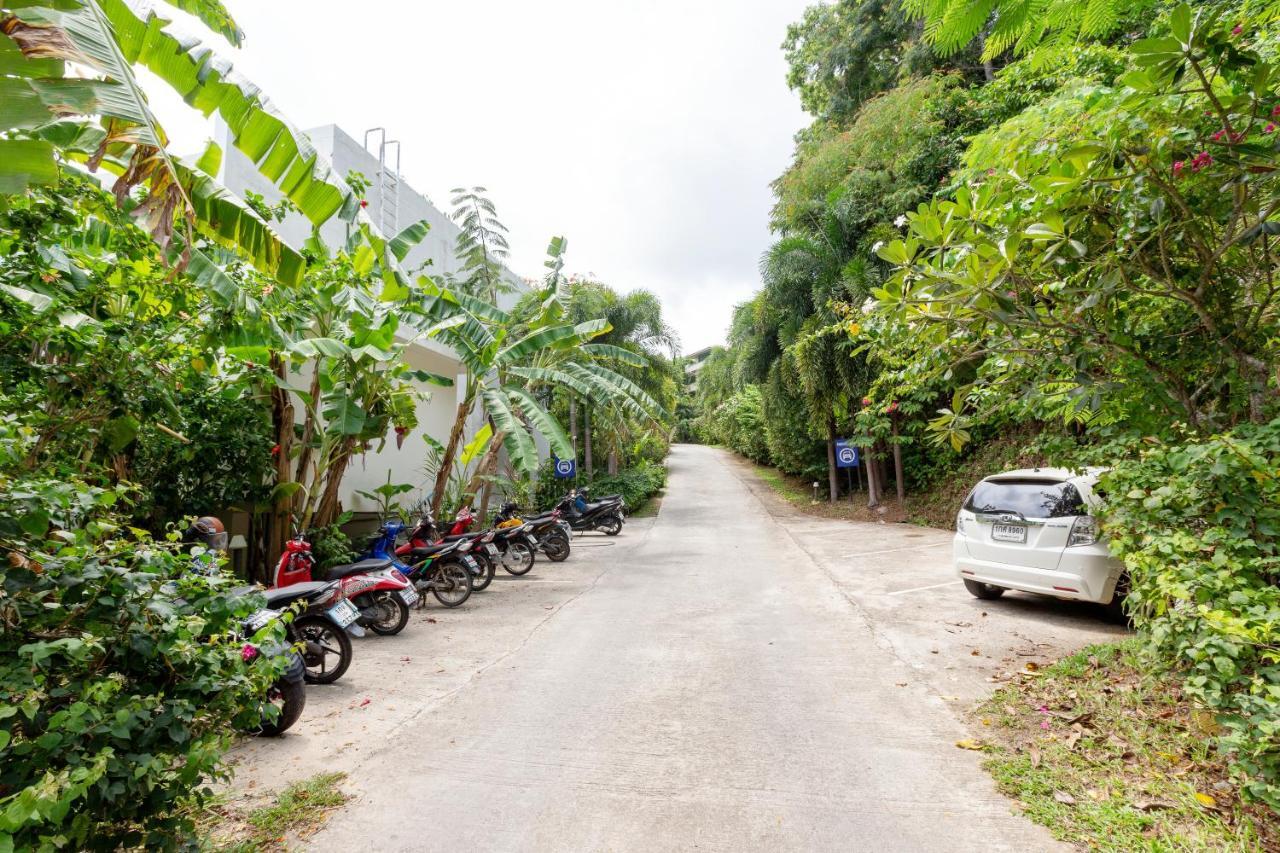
1132;800;1174;811
400;656;411;662
955;739;985;750
1029;746;1041;768
1053;790;1076;805
358;698;371;707
426;617;437;623
1025;661;1039;672
1194;792;1218;808
971;649;981;656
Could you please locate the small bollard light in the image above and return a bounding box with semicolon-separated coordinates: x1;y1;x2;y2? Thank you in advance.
812;481;820;502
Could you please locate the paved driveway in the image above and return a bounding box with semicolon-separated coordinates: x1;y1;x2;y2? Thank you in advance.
239;444;1122;851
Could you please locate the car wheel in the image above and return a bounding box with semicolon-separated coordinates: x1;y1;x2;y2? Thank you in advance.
963;578;1005;600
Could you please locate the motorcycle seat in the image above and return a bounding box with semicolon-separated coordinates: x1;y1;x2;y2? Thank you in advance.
404;541;456;560
325;558;393;581
523;511;556;523
264;581;331;608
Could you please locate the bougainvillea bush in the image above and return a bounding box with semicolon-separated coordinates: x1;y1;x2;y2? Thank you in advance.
0;420;287;851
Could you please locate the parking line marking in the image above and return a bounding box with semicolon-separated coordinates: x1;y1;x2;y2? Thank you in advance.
886;580;963;596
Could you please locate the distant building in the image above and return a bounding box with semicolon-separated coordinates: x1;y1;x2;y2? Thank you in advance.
215;122;531;514
683;346;714;394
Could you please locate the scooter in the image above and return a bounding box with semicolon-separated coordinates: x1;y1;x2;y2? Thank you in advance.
272;534;418;636
555;488;625;536
361;518;477;608
260;579;361;684
445;505;540;576
239;603;307;735
495;502;571;562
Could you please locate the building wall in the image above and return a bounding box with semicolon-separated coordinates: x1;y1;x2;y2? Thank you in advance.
215;121;536;517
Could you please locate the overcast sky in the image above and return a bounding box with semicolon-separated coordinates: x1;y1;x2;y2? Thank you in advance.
149;0;813;353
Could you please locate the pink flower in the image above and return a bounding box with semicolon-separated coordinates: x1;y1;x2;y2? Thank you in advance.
1040;720;1050;730
241;643;258;662
861;396;872;407
1232;24;1243;35
886;401;900;414
1191;151;1213;171
1173;160;1185;176
1212;129;1226;142
360;199;369;209
1272;105;1280;117
1266;123;1276;134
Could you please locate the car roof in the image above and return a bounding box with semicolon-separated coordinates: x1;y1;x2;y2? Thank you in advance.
982;466;1107;486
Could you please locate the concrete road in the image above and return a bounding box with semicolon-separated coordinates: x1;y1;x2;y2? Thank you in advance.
270;444;1122;851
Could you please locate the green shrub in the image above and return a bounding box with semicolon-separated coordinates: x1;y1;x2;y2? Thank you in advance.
1101;419;1280;809
587;459;667;509
0;421;287;850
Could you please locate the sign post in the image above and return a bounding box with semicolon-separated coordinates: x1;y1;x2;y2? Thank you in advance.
553;457;577;480
834;440;860;469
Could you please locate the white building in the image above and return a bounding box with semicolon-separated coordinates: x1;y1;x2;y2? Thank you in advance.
215;122;529;516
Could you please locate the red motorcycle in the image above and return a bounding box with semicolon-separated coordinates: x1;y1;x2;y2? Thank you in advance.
273;534;418;635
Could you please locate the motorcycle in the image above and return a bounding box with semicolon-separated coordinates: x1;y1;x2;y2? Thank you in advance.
555;488;625;536
239;604;307;735
436;506;501;591
495;502;571;562
446;505;539;577
260;579;361;684
272;534;418;635
360;516;476;607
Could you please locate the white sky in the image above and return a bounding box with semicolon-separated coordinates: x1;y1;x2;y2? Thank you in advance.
148;0;813;353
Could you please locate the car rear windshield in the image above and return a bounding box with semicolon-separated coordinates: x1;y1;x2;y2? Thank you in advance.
963;479;1085;519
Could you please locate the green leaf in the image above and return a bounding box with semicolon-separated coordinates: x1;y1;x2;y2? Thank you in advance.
155;0;244;47
459;422;493;465
480;387;537;474
0;284;55;313
324;393;367;436
581;343;648;367
504;386;573;459
388;219;431;262
0;139;57;193
194;140;222;177
102;414;140;453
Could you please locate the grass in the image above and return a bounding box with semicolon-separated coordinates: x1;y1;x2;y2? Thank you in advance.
628;489;664;518
195;772;350;852
973;641;1276;851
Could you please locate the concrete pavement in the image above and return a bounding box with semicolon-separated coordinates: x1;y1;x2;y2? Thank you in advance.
265;443;1117;851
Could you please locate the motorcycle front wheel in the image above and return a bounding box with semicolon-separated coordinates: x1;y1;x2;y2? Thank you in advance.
502;541;535;576
295;615;353;685
469;551;496;592
257;678;306;736
432;561;473;608
364;590;410;636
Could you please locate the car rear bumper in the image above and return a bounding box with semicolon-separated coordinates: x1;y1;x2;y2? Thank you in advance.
952;535;1122;603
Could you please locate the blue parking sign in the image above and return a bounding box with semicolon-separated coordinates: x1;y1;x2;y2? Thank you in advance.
553;457;576;479
834;440;860;468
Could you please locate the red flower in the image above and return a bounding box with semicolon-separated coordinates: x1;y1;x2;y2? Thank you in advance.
861;396;872;407
270;444;281;456
1172;160;1185;176
1212;129;1226;142
1267;123;1277;134
886;401;900;414
1190;151;1213;171
360;199;369;209
394;425;407;434
1272;105;1280;117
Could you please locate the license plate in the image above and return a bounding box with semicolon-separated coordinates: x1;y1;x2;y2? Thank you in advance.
525;534;538;547
484;544;500;557
991;523;1027;544
463;555;479;570
327;598;359;627
398;587;419;606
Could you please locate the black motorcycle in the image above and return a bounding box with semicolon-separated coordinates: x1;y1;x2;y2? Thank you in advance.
495;502;571;562
261;580;362;685
555;488;625;536
239;604;307;736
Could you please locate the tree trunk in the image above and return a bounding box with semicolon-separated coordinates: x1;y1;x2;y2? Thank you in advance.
607;449;618;476
313;436;356;528
583;406;593;479
865;444;880;508
891;417;905;504
826;415;839;504
293;366;322;485
431;391;474;516
569;396;578;455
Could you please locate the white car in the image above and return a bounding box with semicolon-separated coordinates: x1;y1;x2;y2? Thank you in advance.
953;467;1125;616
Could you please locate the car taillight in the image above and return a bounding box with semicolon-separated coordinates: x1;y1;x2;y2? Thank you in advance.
1068;515;1099;546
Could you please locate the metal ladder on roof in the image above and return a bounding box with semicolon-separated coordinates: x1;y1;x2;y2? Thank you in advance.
362;128;401;237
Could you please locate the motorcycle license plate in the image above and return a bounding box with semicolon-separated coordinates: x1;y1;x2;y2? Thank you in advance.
398;587;420;606
327;598;360;628
463;555;479;571
525;534;538;547
484;544;500;557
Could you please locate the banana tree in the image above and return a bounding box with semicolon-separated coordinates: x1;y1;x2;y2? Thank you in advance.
1;0;359;291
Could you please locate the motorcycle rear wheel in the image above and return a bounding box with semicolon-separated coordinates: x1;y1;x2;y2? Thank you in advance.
598;514;623;536
257;678;306;736
432;561;473;608
502;541;535;576
295;615;353;685
365;591;410;636
469;551;496;592
542;531;570;562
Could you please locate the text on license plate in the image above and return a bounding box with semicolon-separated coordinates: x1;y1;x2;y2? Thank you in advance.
991;523;1027;544
328;599;359;627
484;544;500;556
398;587;419;606
463;556;479;570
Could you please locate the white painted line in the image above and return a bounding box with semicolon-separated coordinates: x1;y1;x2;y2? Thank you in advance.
843;543;952;558
886;580;963;596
